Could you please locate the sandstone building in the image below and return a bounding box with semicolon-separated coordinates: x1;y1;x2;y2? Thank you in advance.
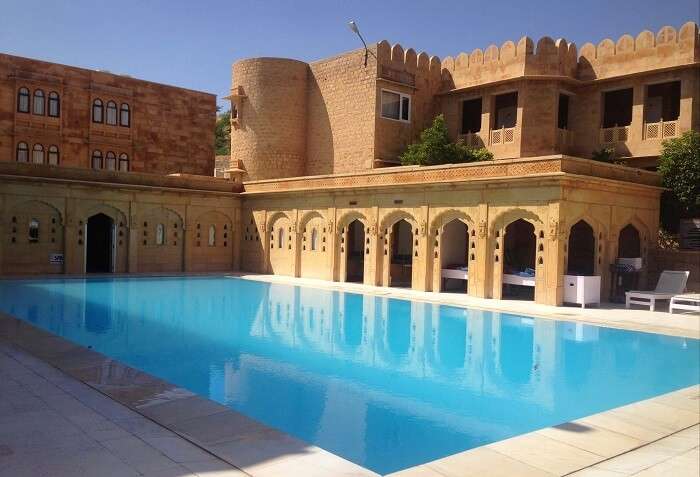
230;22;698;177
0;53;215;175
1;22;698;306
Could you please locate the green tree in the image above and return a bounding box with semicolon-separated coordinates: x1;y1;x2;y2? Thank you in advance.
399;115;493;166
215;110;231;155
657;131;700;235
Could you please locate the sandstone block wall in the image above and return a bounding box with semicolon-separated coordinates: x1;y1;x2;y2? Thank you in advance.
0;53;216;176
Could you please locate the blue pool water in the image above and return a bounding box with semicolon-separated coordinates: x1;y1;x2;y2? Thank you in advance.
0;276;698;474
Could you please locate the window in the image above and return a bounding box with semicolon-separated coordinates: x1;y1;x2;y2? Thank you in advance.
493;92;518;128
48;145;59;165
461;97;482;134
91;150;103;169
208;225;216;246
645;81;680;123
16;142;29;162
381;90;410;121
558;94;570;130
310;228;318;251
602;88;633;128
118;153;129;172
277;228;285;248
28;219;39;242
231;103;238;120
33;90;45;115
105;151;117;170
106;101;117;125
92;99;103;123
32;144;45;164
48;92;60;117
156;224;165;245
17;87;30;113
120;103;130;127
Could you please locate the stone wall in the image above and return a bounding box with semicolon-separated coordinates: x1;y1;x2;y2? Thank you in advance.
649;249;700;293
0;164;240;275
0;53;216;176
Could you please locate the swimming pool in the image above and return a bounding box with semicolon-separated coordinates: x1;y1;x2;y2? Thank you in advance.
0;276;697;474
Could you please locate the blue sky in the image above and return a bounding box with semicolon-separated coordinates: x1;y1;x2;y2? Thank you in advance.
1;0;697;108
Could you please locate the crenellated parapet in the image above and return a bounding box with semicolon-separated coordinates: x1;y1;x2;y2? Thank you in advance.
440;36;577;91
577;22;699;80
375;40;442;87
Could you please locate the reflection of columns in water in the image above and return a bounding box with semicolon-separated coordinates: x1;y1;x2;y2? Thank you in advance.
313;382;367;460
490;312;502;374
465;310;487;386
408;302;427;373
531;319;558;408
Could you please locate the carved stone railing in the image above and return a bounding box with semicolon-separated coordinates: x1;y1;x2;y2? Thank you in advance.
490;127;515;145
644;120;678;140
599;126;629;144
458;132;484;148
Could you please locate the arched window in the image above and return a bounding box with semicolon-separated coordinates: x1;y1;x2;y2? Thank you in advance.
92;99;103;123
48;145;59;165
120;103;130;127
33;90;45;115
91;150;103;169
16;142;29;162
310;228;318;251
277;228;285;248
208;225;216;246
17;87;30;113
28;219;39;242
32;144;45;164
105;151;117;170
156;224;165;245
118;153;129;172
48;92;60;117
106;101;118;125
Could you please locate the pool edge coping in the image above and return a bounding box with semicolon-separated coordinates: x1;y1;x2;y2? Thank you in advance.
0;285;697;476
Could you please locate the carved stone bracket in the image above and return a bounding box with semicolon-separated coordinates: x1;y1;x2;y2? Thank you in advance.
478;220;487;238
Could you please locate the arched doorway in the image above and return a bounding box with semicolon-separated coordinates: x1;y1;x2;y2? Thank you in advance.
346;219;365;283
568;220;595;275
86;213;114;273
440;219;469;293
502;219;536;300
390;219;413;288
618;224;641;258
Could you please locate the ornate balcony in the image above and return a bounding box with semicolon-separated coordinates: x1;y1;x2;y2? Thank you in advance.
490;127;515;145
599;126;629;144
644;120;678;140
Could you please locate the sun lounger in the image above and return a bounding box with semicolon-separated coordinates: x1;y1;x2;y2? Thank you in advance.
625;271;690;311
669;294;700;314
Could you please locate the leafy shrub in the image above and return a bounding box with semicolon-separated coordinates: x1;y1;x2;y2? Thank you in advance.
399;115;493;166
658;130;700;218
591;147;626;165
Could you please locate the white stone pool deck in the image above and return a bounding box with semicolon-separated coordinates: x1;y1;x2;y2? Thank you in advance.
1;273;698;476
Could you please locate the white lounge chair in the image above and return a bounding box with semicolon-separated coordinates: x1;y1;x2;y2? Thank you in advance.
625;270;690;311
669;294;700;314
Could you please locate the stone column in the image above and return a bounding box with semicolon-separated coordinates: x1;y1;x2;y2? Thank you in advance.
127;209;139;273
367;206;380;286
413;206;430;291
471;203;489;298
232;206;241;271
326;207;337;281
539;202;565;306
629;85;644;144
64;198;82;274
